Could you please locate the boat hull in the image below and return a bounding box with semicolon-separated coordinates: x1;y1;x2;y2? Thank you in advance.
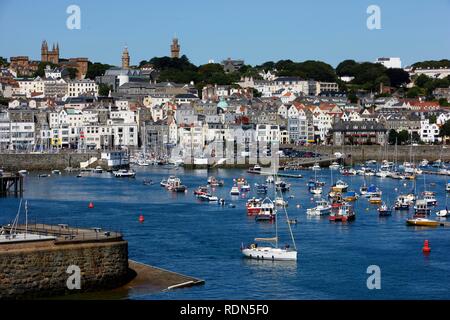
406;219;439;227
241;248;297;261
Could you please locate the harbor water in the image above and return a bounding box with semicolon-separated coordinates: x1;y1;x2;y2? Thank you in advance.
1;167;450;299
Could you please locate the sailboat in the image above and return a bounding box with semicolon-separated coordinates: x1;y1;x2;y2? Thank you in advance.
436;193;450;217
309;165;322;195
241;160;297;261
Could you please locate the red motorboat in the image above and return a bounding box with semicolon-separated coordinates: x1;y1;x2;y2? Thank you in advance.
329;203;355;222
194;186;208;196
246;198;262;216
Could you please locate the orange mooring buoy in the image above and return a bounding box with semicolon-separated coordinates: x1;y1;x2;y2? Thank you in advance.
88;202;94;209
139;214;145;223
422;240;431;253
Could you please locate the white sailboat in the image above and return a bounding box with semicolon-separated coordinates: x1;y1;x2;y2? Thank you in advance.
241;160;297;261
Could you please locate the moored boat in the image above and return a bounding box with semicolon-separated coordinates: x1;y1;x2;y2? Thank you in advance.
368;194;382;204
436;208;450;217
331;180;348;193
240;183;251;193
255;199;276;222
343;191;358;202
230;185;240;196
414;199;431;217
255;183;268;194
198;193;219;202
113;169;136;178
329;203;355;222
307;199;332;216
378;202;392;216
406;217;439;227
194;186;209;196
246;198;262;215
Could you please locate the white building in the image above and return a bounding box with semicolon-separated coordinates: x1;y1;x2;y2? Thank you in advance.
67;80;98;97
256;124;280;142
0;111;35;150
420;119;440;143
406;67;450;80
375;57;402;69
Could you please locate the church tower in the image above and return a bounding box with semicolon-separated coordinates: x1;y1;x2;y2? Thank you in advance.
41;40;48;62
41;40;59;64
122;46;130;69
171;38;180;59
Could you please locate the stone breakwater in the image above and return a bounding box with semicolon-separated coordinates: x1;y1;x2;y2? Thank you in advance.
283;145;450;163
0;239;129;299
0;152;100;171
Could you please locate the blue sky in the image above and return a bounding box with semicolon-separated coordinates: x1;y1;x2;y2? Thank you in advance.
0;0;449;68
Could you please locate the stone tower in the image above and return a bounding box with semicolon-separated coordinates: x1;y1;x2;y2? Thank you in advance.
41;40;59;64
171;38;180;59
122;46;130;69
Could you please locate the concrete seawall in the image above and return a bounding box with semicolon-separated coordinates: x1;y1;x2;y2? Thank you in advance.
0;152;100;171
0;238;129;299
284;145;450;163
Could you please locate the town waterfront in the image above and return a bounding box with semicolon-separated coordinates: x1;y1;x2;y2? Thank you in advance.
1;166;450;299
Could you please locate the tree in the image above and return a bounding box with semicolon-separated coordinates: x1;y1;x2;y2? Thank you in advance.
385;68;410;87
66;67;78;80
397;130;409;144
336;60;358;77
348;90;358;104
411;132;421;144
414;74;431;88
439;120;450;138
0;96;10;105
406;86;424;98
0;56;8;67
252;88;262;98
428;114;437;124
412;59;450;69
85;62;113;79
439;98;449;106
98;83;112;96
388;129;398;145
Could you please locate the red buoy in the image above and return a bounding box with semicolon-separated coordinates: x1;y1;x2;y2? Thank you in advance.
88;202;94;209
422;240;431;253
139;214;145;223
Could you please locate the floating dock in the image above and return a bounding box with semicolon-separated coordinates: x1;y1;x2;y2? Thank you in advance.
247;169;303;178
422;170;450;176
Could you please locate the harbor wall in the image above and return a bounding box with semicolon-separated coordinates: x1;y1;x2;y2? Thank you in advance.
0;240;129;299
0;152;100;171
284;145;450;163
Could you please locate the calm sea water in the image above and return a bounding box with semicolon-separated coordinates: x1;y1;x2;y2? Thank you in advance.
1;166;450;300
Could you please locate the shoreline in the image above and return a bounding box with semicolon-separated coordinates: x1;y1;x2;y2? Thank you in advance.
1;144;449;172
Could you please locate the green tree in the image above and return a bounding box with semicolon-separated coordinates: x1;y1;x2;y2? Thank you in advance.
0;97;10;105
0;56;8;67
397;130;409;144
415;74;431;88
411;132;421;144
406;86;425;98
98;83;112;96
412;59;450;69
385;68;410;87
438;98;449;106
66;67;78;80
440;120;450;138
348;90;358;104
388;129;398;145
252;88;262;98
336;60;358;77
85;62;113;79
428;114;437;124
